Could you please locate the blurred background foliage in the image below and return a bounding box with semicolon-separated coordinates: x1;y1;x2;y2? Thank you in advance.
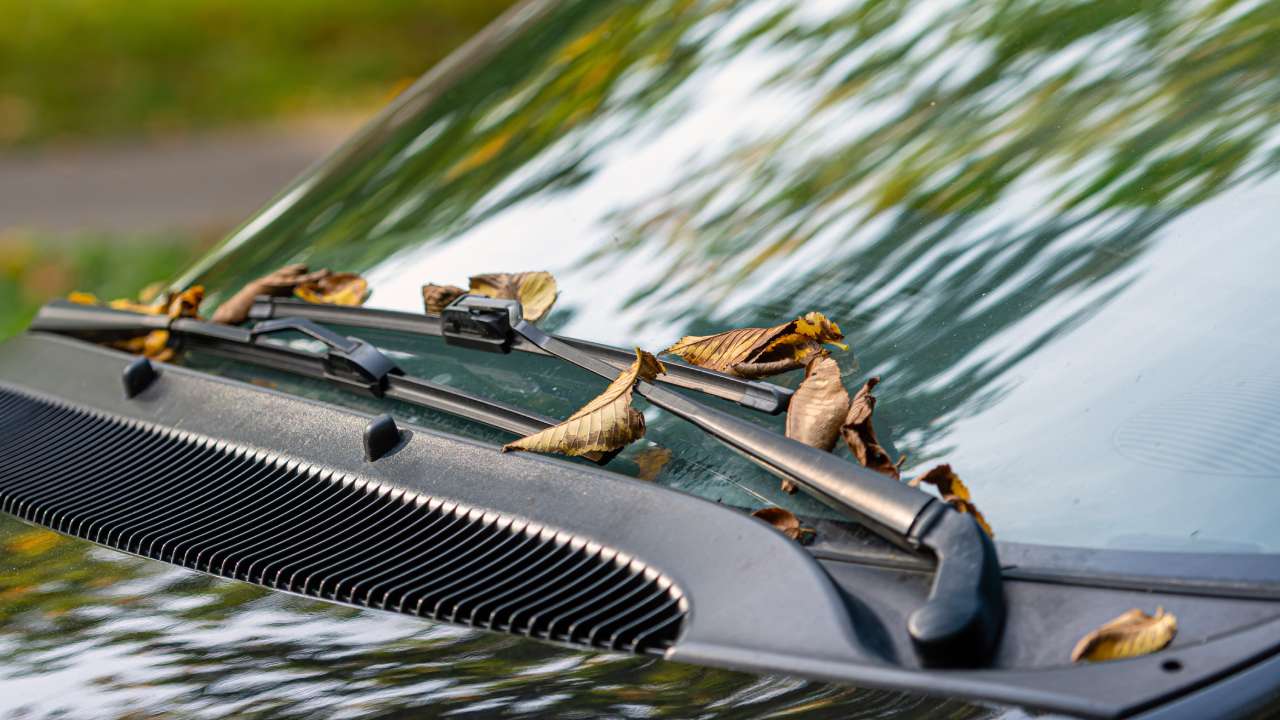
0;0;518;339
0;0;513;145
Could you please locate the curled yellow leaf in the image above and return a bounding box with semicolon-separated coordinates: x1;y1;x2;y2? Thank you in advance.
422;283;467;315
662;311;846;379
751;507;815;543
212;264;332;324
69;289;164;315
165;285;204;320
469;271;558;322
110;298;164;314
909;464;994;538
503;348;664;457
782;354;851;493
1072;608;1178;663
841;377;903;480
294;272;368;306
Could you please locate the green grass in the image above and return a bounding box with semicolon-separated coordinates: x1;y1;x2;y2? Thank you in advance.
0;231;208;339
0;0;515;145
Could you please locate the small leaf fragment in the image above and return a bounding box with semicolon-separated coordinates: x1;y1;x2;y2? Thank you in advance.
422;283;466;315
633;446;672;482
841;377;902;480
294;272;368;306
212;264;332;324
469;271;558;322
663;311;846;379
1071;608;1178;663
909;464;994;538
503;348;664;457
751;507;815;543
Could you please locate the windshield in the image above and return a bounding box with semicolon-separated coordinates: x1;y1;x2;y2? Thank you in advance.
176;0;1280;554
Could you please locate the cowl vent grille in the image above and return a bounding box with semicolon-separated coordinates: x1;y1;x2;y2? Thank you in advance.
0;386;685;654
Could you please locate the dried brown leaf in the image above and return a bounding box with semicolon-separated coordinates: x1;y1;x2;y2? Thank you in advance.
294;272;368;306
909;464;994;538
422;284;467;315
469;271;558;322
633;446;672;481
840;377;902;480
783;354;851;493
212;264;331;324
1071;608;1178;663
663;312;846;379
503;349;664;457
751;507;815;543
787;355;851;451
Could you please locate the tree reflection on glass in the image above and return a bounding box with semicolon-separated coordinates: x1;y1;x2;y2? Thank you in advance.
0;518;990;717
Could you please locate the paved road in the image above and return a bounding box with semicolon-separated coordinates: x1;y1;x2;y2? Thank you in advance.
0;115;364;236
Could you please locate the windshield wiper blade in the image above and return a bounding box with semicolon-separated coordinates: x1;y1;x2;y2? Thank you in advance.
248;297;793;415
29;300;574;450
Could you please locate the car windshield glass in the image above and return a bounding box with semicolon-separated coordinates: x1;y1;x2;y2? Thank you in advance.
176;0;1280;554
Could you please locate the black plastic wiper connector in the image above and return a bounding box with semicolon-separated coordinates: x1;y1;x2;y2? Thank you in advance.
248;316;400;395
441;295;522;354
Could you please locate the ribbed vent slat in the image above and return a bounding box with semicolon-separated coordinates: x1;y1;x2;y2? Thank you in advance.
0;387;685;654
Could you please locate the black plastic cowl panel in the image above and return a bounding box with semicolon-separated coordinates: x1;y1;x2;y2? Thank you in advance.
0;386;684;653
0;333;873;668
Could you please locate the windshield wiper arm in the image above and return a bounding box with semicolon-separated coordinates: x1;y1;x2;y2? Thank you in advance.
431;295;1004;669
29;300;574;450
248;297;793;415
